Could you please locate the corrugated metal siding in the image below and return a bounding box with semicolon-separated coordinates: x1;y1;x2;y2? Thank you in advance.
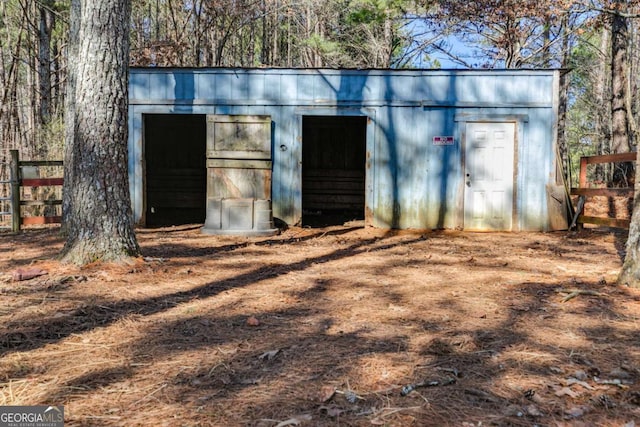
129;68;561;231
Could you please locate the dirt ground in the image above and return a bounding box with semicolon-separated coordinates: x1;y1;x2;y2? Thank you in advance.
1;224;640;426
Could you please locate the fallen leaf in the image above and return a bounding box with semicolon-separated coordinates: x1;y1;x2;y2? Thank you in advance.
12;268;47;281
564;378;595;390
246;316;260;326
318;385;336;402
554;386;580;398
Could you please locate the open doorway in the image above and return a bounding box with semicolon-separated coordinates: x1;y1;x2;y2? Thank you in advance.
302;115;367;227
144;114;206;227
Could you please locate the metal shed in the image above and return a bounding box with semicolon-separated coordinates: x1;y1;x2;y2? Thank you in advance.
128;67;568;232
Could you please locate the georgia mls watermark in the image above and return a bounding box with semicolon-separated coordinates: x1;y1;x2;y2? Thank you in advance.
0;406;63;427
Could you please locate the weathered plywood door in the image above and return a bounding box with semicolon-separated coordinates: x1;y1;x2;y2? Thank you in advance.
202;115;277;235
463;122;516;231
205;115;272;200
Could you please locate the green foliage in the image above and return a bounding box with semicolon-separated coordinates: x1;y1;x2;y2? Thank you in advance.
125;0;421;68
50;0;70;41
302;33;346;63
567;33;600;95
347;0;401;24
564;29;611;186
303;33;340;54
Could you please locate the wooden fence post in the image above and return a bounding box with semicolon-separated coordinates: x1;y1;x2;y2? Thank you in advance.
9;150;20;232
579;157;588;189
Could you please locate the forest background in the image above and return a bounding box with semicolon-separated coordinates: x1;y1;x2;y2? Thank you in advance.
0;0;638;195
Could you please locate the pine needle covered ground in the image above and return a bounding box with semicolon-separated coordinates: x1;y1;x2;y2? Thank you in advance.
1;225;638;426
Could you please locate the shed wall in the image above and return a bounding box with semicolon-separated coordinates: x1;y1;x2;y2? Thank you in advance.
129;68;562;231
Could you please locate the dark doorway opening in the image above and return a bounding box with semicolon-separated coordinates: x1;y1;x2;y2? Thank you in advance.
302;115;367;227
144;114;206;227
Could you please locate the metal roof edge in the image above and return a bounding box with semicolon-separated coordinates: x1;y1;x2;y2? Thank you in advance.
129;66;564;75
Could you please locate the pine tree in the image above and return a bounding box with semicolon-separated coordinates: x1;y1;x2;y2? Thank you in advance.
61;0;140;265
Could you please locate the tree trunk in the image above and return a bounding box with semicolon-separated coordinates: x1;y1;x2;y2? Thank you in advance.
52;41;61;114
38;0;54;125
618;157;640;286
61;0;140;265
610;10;631;155
557;71;570;181
595;27;611;183
617;5;640;286
261;0;267;65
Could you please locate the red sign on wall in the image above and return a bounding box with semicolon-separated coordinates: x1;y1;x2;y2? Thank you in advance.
433;136;455;145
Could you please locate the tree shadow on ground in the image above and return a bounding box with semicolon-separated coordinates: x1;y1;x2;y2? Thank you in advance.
0;229;422;356
1;228;638;426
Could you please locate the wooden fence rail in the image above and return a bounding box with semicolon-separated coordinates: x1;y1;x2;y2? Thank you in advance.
8;149;63;232
570;152;636;229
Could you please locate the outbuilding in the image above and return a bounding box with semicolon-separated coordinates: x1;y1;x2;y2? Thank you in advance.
128;67;569;232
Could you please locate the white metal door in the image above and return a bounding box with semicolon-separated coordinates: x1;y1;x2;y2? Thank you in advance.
464;122;515;231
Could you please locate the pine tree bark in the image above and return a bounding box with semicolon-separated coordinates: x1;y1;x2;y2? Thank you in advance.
61;0;140;265
594;27;611;183
38;0;54;125
618;158;640;286
615;8;640;286
610;10;631;155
